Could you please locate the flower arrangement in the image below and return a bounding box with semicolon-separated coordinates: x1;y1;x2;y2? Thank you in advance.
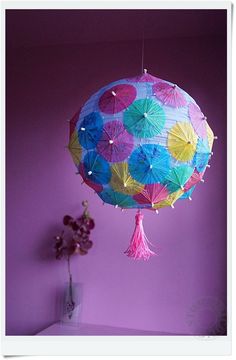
54;200;95;319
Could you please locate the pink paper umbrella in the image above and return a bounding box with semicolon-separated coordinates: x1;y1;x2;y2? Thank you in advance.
184;169;205;191
97;120;134;162
128;69;163;83
79;163;103;193
189;102;207;138
153;82;187;108
98;84;136;114
133;183;169;208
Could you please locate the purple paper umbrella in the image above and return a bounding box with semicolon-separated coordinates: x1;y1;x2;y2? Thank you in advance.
69;109;80;137
189;102;207;138
97;120;134;162
153;82;187;108
98;84;136;114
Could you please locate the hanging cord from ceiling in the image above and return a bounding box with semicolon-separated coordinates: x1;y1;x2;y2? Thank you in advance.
140;11;148;74
141;30;145;74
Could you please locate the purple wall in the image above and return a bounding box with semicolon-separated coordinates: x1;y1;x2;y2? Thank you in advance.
6;10;227;335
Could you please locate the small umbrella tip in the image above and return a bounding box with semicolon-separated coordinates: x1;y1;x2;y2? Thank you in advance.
143;68;148;74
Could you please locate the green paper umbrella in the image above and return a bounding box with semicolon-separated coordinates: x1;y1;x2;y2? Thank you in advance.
98;188;138;209
164;165;194;193
123;98;166;138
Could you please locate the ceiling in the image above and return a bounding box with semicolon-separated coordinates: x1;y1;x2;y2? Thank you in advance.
6;9;226;49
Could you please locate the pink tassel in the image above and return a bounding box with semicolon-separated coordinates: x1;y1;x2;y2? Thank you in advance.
124;210;156;260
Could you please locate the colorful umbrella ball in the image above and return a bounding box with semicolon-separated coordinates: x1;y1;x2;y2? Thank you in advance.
67;71;216;260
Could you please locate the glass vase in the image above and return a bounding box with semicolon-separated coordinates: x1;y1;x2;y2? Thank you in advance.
60;277;82;327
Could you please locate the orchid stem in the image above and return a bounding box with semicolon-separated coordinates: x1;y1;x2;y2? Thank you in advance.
66;255;74;319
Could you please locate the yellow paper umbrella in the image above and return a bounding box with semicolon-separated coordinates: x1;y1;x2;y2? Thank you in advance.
206;122;215;151
153;189;184;209
168;122;198;161
68;130;82;165
110;162;144;195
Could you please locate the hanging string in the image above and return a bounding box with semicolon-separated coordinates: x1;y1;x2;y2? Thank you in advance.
141;30;145;74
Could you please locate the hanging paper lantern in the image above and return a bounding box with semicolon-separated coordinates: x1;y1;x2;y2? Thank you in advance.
67;70;216;261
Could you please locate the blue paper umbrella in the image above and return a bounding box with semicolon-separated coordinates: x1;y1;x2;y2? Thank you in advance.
193;138;211;172
164;165;194;193
98;188;138;208
128;144;171;184
180;185;196;199
83;151;111;184
78;112;103;150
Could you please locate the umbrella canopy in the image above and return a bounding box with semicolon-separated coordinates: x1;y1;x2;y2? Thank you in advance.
189;102;207;138
180;185;196;199
78;112;103;150
98;188;138;208
153;82;187;108
67;70;215;260
168;121;198;161
193;138;211;172
99;84;137;114
206;122;215;151
83;151;111;185
78;163;103;193
123;98;166;138
184;169;204;191
153;189;184;209
127;70;162;83
133;183;169;207
164;165;194;193
68;130;82;166
69;109;80;138
128;144;171;184
97;120;134;162
110;162;144;195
